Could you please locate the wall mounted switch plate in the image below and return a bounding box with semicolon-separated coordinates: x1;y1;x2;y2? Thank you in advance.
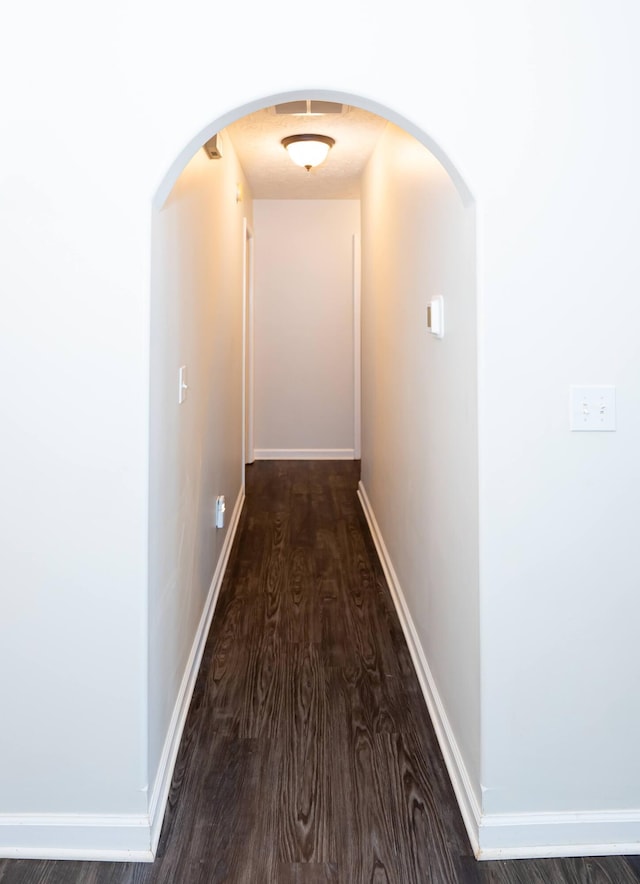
178;365;188;404
570;385;616;431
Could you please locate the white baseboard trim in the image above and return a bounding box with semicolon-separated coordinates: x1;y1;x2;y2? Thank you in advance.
357;480;482;857
148;484;245;856
253;448;355;460
358;480;640;861
477;809;640;860
0;814;153;862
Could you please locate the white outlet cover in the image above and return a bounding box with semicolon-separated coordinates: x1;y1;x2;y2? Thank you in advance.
570;385;616;432
215;495;226;529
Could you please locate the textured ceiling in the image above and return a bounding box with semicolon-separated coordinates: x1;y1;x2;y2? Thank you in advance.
224;104;388;199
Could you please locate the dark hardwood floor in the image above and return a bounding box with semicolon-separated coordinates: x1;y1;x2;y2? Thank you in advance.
1;460;638;883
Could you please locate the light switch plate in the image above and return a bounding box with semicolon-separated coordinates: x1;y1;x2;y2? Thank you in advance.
178;365;188;404
570;385;616;431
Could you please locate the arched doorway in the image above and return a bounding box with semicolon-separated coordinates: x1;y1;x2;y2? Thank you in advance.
148;90;479;857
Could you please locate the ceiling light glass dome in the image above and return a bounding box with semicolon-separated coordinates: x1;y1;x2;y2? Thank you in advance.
281;134;335;171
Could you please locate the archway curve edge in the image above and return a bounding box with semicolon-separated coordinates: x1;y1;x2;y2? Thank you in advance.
152;88;475;211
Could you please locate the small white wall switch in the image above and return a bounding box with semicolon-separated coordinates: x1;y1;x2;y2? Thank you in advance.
570;385;616;431
427;295;444;338
215;495;226;529
178;365;188;404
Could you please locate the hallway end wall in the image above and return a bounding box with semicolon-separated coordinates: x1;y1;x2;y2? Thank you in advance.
252;200;359;459
148;133;252;832
360;122;480;829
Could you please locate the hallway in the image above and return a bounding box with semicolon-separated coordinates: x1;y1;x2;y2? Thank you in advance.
1;461;639;883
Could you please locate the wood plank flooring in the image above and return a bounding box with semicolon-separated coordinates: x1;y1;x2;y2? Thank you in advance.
1;460;638;883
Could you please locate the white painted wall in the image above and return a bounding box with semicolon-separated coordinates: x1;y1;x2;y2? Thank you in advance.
253;200;359;458
2;0;640;860
360;121;480;805
476;8;640;846
149;135;251;803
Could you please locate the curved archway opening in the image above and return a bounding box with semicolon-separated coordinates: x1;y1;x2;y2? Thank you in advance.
148;89;480;856
153;89;475;210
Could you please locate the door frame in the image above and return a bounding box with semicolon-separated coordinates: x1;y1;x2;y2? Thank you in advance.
242;217;255;485
353;232;362;460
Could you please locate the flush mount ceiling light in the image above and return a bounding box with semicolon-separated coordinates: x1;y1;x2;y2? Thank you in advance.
281;134;335;171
